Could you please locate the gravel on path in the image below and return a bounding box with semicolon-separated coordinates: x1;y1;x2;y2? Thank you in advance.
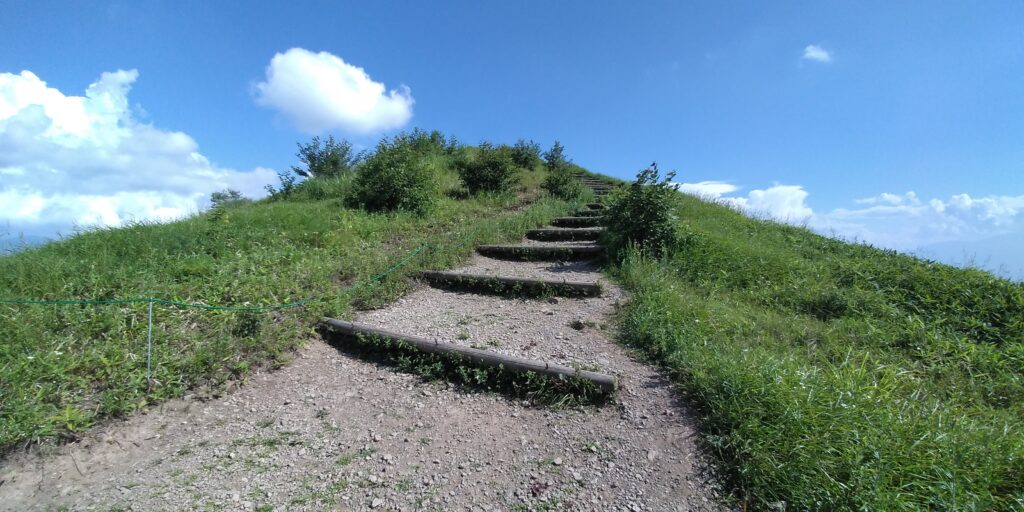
0;242;726;512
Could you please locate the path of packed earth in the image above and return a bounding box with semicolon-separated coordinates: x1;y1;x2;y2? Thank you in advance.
0;177;726;511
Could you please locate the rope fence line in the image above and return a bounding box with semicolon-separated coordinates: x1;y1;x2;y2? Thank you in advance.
0;226;489;382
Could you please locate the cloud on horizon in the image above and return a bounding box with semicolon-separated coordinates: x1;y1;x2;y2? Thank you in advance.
253;48;414;135
0;69;276;238
674;180;1024;277
802;44;833;63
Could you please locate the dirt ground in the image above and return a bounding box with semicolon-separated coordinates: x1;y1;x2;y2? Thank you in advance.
0;251;726;512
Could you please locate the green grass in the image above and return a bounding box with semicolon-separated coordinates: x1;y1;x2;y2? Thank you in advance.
610;190;1024;510
0;156;575;450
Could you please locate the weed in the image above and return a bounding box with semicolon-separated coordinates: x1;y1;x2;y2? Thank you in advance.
336;447;377;466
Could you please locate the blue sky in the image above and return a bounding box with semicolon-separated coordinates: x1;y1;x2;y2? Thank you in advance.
1;1;1022;277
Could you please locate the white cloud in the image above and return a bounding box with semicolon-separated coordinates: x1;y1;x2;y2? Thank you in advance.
672;181;738;198
253;48;414;134
725;184;814;221
0;69;276;238
802;44;832;63
701;181;1024;276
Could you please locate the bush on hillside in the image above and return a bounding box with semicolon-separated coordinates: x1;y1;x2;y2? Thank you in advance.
603;162;678;258
542;166;583;199
542;141;568;170
393;128;454;157
209;189;249;208
456;143;520;194
511;139;542;169
350;136;437;214
291;135;362;179
540;141;582;198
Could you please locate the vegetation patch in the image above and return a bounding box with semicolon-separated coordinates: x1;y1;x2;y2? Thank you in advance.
0;131;573;450
606;168;1024;510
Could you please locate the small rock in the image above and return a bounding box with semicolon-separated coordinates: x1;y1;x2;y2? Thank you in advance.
371;498;384;508
553;457;563;466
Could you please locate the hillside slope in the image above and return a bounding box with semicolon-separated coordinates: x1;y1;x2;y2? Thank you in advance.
602;171;1023;510
0;135;574;451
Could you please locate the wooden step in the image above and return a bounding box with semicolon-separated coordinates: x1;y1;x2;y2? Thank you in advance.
321;318;617;392
551;216;603;228
418;270;601;297
476;244;602;261
526;227;603;241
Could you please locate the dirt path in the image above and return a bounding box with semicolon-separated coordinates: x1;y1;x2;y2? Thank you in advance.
0;206;725;512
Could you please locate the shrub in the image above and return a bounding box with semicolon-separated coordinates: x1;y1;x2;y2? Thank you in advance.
264;171;297;200
540;141;582;199
603;162;678;258
350;136;437;214
510;139;542;170
209;189;249;208
543;141;568;170
455;143;520;194
291;135;361;179
541;166;582;199
392;128;452;157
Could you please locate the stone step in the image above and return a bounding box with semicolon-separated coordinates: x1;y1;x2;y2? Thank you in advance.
526;227;604;242
551;216;604;228
585;203;606;210
476;244;602;261
417;270;601;298
321;318;617;392
573;209;604;217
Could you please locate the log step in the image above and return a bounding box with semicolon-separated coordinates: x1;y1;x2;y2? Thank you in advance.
551;216;604;228
526;227;603;241
321;318;617;393
418;270;601;297
476;244;602;261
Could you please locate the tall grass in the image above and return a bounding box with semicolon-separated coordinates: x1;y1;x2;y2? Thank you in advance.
0;153;568;450
611;192;1024;509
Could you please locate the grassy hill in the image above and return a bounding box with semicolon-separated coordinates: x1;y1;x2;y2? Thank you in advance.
0;132;578;450
602;167;1023;510
3;141;1021;509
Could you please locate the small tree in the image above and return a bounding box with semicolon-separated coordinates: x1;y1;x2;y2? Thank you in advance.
603;162;678;259
456;143;520;194
209;189;247;207
541;141;582;198
543;141;568;171
510;139;542;170
291;135;361;179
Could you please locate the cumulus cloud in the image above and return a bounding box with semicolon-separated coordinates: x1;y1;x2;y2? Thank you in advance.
0;69;276;238
802;44;832;63
726;185;814;221
253;48;414;134
702;182;1024;264
672;181;738;198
